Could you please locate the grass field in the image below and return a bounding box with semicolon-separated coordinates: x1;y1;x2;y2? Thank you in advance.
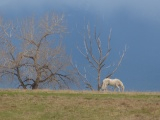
0;90;160;120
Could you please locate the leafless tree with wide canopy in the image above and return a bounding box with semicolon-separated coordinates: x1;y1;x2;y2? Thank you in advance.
0;14;79;89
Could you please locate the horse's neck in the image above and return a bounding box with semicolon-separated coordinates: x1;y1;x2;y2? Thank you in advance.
107;79;111;85
105;79;110;84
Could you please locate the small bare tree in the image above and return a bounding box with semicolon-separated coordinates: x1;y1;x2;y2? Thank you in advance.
0;14;79;89
78;25;126;91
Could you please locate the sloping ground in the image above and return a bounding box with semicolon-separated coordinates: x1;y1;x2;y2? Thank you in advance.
0;90;160;120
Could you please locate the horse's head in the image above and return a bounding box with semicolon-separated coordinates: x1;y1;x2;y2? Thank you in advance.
101;83;105;90
101;78;110;91
100;81;106;91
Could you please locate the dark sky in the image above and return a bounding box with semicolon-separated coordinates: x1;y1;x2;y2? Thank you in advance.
0;0;160;91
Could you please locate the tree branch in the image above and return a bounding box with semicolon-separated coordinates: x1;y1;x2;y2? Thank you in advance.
106;45;127;78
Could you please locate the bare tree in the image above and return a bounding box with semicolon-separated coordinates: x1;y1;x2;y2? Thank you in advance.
78;25;126;91
0;14;79;89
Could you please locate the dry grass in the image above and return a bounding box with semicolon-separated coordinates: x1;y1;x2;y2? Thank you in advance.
0;90;160;120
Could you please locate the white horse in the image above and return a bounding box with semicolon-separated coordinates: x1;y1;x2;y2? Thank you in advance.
101;78;124;92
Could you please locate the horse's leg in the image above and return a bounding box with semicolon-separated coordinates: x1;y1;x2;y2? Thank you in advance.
115;85;120;92
114;87;116;91
114;86;117;91
120;86;123;92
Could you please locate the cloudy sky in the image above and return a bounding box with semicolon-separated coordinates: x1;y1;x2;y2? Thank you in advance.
0;0;160;91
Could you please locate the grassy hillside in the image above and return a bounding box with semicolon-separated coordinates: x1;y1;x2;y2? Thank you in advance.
0;90;160;120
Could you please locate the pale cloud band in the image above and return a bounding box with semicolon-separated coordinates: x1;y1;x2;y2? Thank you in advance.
0;0;160;23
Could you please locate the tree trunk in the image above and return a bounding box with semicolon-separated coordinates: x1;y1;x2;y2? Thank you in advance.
32;82;39;89
97;69;101;91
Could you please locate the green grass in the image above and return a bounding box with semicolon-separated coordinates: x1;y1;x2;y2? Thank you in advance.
0;90;160;120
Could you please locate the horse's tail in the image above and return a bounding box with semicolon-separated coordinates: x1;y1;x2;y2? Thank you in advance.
121;84;125;92
121;82;125;92
119;80;125;92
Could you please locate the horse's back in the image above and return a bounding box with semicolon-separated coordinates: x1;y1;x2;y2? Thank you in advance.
113;79;123;85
